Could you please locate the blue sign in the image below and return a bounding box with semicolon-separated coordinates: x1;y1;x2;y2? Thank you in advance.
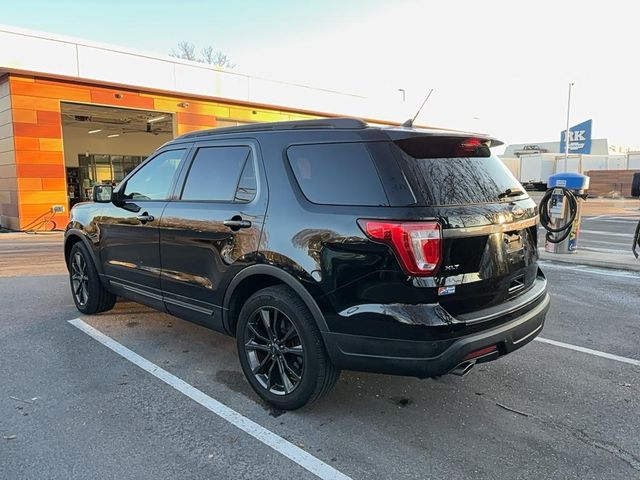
560;119;592;154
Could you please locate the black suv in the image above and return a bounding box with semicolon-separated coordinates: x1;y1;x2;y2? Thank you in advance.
65;118;549;410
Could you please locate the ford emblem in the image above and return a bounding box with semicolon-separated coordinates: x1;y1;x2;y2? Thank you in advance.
511;206;525;218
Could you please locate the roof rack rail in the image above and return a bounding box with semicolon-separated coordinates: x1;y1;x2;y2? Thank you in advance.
178;117;367;139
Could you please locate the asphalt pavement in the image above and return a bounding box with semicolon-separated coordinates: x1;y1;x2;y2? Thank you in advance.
538;214;640;271
571;215;638;255
1;261;640;479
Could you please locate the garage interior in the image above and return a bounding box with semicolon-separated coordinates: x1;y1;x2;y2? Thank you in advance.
61;102;174;206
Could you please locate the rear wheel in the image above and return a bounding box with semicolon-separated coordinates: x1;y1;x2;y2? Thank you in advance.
236;285;339;410
68;242;116;314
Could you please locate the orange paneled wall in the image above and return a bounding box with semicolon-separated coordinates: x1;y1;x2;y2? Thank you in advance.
9;76;66;229
7;74;317;230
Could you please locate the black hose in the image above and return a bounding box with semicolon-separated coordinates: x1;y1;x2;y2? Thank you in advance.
19;209;58;233
539;186;578;244
633;219;640;259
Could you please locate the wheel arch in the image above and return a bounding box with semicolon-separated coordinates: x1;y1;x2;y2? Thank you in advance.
222;264;329;336
64;230;104;275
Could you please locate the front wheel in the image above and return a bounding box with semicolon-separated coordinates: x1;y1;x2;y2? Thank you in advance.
236;285;340;410
68;242;116;314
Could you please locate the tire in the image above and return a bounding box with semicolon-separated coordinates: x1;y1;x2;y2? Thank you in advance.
631;173;640;197
236;285;340;410
68;242;116;314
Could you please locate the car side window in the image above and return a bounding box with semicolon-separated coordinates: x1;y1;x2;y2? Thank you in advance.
181;146;256;203
122;149;185;200
234;157;257;203
287;142;389;206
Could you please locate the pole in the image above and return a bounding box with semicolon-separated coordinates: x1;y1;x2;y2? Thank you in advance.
564;82;574;171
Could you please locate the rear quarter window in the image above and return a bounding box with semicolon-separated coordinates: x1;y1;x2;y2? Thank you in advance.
287;142;389;206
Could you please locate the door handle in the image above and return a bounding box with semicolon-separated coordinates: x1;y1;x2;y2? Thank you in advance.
136;213;155;223
223;218;252;230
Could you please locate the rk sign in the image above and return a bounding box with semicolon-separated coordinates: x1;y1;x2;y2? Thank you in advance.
560;119;592;154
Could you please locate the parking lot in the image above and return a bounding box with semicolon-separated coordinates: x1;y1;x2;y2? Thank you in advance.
2;222;640;479
572;215;638;255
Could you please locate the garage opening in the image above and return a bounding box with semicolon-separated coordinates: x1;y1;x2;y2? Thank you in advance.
61;102;174;207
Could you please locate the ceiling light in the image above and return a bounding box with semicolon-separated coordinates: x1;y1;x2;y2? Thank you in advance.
88;129;102;134
147;115;166;124
107;133;120;138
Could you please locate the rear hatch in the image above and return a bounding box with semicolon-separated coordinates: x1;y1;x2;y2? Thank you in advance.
379;129;540;316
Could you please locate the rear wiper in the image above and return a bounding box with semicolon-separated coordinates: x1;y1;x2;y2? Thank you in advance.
498;188;526;200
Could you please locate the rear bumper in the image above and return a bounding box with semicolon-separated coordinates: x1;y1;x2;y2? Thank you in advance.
323;291;550;378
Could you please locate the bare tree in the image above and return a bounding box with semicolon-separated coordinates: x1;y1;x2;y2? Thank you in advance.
170;42;235;68
171;41;197;62
201;46;235;69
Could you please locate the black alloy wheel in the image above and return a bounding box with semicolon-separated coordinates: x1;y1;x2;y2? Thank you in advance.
70;250;89;307
244;306;304;395
68;242;117;314
236;285;340;410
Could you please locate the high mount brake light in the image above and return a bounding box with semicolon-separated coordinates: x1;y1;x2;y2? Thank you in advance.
456;138;488;156
358;220;442;276
461;138;483;148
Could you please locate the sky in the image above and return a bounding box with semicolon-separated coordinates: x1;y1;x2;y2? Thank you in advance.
2;0;639;152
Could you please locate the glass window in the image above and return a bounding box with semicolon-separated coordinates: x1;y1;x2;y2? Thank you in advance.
122;149;185;200
234;158;257;203
181;146;252;202
394;149;526;206
287;143;389;206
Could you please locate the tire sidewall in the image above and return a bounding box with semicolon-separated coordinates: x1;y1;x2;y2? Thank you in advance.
68;242;103;314
236;288;323;409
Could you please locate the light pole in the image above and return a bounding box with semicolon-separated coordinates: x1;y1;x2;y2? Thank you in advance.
564;82;574;171
398;88;406;103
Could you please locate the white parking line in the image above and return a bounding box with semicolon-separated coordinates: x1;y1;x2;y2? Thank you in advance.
584;217;639;223
68;318;352;480
579;229;634;238
574;245;630;254
535;337;640;367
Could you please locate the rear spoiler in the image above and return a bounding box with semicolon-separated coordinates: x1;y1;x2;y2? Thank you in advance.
385;127;503;159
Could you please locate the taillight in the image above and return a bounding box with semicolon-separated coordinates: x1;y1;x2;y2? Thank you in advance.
357;220;442;276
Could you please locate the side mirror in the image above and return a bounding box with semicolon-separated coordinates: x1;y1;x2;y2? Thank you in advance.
92;184;114;203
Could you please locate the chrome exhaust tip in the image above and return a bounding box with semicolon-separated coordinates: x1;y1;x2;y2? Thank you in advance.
449;360;476;377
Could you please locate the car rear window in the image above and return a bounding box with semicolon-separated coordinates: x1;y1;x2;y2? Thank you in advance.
392;144;525;206
287;142;389;206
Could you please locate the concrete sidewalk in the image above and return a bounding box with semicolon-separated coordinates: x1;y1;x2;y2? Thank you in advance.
529;192;640;217
582;198;640;216
539;248;640;272
0;231;66;276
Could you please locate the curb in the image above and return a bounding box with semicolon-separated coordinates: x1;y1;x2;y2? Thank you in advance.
539;253;640;273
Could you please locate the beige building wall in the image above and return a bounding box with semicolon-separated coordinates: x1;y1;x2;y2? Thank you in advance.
0;75;18;229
